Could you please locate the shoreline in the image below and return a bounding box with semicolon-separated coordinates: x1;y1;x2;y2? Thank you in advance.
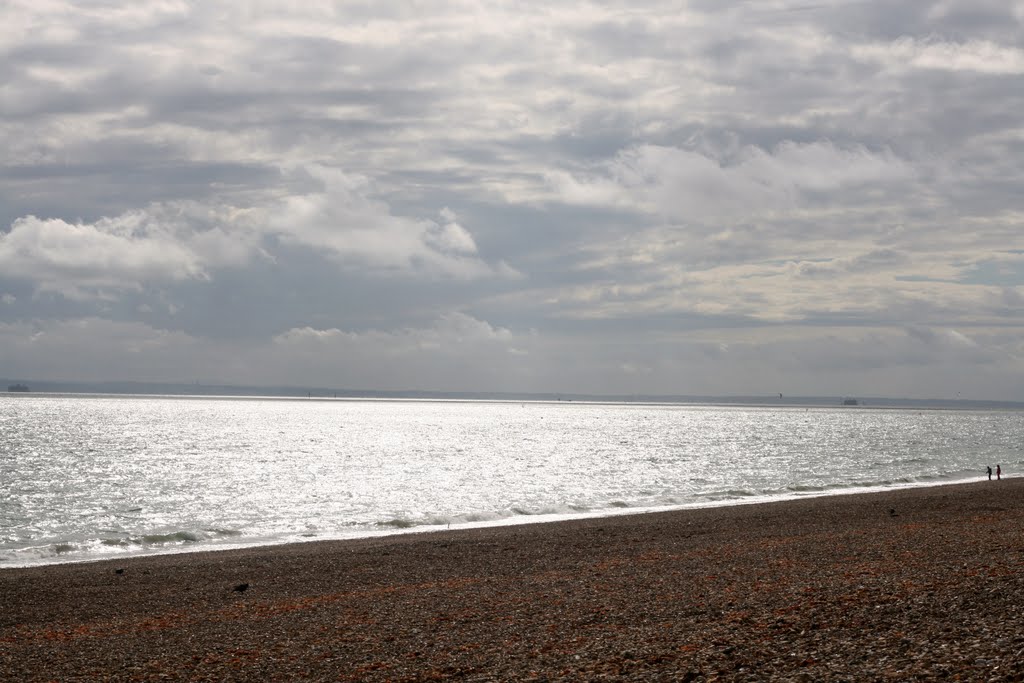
3;479;1023;680
2;474;1003;570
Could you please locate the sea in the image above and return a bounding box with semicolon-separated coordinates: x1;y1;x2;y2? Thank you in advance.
2;394;1021;568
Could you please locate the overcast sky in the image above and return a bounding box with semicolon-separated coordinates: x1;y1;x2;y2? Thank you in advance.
2;1;1024;399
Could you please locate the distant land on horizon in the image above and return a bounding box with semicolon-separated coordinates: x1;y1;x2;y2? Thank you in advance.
4;378;1024;411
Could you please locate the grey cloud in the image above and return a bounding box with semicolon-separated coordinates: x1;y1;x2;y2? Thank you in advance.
2;1;1024;399
267;165;518;280
0;163;514;302
788;249;909;278
546;141;914;224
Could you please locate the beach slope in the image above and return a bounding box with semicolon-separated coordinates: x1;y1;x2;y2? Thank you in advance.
2;480;1023;681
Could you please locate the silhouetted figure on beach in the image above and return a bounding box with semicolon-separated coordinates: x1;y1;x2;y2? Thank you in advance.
997;464;1001;480
987;466;993;480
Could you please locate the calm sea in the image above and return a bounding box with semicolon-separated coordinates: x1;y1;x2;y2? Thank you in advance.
2;394;1021;567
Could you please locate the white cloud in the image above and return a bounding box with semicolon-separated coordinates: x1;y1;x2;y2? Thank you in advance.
546;141;913;221
854;37;1024;74
0;167;520;300
428;208;478;255
268;166;515;280
0;214;203;298
0;204;264;299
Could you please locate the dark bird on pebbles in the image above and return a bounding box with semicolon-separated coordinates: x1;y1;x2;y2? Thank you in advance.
889;508;898;517
233;583;249;593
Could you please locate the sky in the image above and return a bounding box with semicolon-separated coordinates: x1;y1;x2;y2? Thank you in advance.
2;1;1024;400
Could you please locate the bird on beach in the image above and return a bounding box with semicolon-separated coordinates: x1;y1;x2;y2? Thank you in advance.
888;508;898;517
233;583;249;593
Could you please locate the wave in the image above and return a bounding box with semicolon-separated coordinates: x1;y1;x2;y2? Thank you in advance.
785;483;828;493
142;531;202;544
689;469;992;507
372;500;629;533
376;508;520;530
3;472;1007;568
695;488;760;500
0;527;246;567
374;470;997;535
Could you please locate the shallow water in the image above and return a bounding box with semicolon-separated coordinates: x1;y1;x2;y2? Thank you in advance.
2;395;1021;566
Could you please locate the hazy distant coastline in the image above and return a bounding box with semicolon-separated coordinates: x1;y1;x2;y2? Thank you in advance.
4;378;1023;411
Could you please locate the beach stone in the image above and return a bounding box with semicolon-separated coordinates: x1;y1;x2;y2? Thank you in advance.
3;480;1024;681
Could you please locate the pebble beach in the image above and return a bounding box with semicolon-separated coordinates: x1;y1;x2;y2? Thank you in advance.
2;480;1023;681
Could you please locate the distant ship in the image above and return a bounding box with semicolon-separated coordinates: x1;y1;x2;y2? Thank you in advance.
7;383;29;392
842;398;859;406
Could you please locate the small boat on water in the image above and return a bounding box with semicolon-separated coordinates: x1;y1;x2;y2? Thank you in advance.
7;383;29;392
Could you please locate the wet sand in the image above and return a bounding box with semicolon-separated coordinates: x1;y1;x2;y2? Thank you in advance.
2;480;1023;681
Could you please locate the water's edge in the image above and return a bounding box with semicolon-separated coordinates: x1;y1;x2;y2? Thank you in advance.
3;474;1007;569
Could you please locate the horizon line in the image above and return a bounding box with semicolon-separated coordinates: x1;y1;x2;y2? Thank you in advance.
4;378;1024;408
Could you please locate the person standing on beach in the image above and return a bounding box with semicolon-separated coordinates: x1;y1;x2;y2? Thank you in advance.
997;464;1001;480
988;466;993;480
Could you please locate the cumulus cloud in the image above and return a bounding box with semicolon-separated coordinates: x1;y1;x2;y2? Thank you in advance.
268;166;516;280
0;214;199;298
0;165;516;301
0;203;263;299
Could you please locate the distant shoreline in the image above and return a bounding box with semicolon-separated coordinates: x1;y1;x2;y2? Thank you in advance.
4;380;1023;411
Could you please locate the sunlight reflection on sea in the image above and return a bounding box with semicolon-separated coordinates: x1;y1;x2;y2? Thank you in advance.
2;395;1021;566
